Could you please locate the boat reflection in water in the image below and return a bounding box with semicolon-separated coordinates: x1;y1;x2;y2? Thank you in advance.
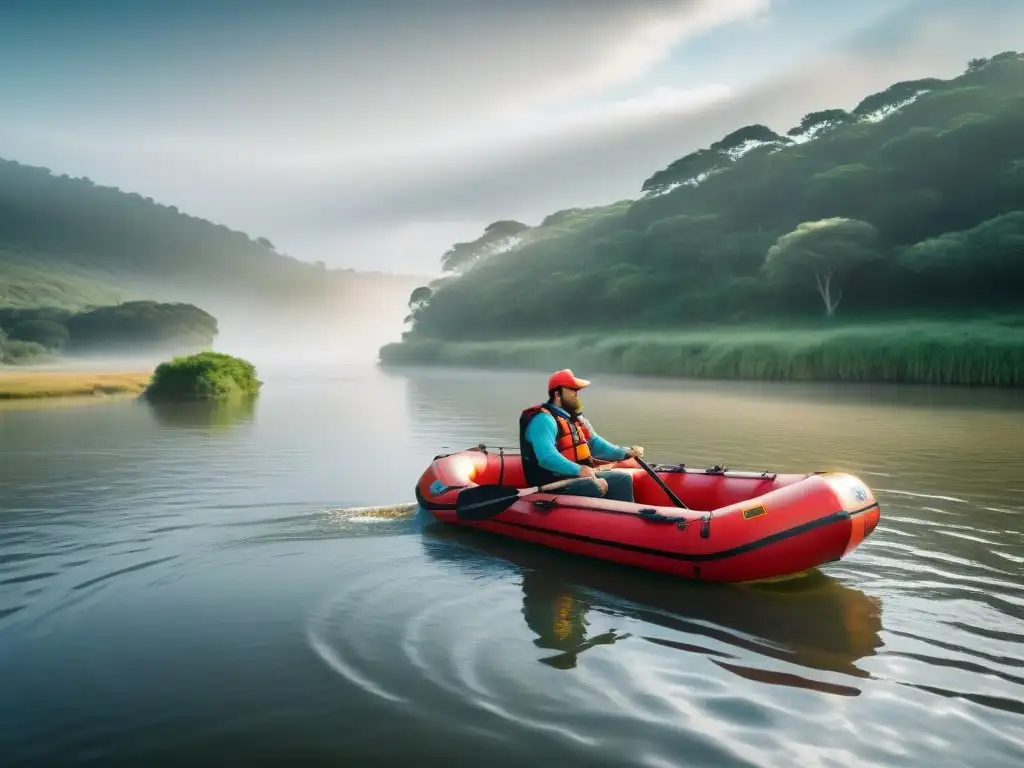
420;518;884;694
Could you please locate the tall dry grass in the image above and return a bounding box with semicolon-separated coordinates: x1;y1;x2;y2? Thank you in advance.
0;371;151;399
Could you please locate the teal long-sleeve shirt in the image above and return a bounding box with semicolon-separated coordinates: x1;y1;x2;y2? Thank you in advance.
524;404;628;477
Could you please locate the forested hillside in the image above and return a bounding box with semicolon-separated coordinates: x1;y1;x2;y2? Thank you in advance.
397;51;1024;342
0;158;413;312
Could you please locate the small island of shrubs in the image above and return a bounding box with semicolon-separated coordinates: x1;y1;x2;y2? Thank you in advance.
142;351;262;402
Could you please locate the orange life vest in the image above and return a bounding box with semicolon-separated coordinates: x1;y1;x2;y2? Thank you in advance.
521;404;594;465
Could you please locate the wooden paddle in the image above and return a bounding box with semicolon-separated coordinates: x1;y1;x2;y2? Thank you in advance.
455;477;582;521
455;455;689;520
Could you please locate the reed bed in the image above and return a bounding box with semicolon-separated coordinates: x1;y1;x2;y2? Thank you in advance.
380;319;1024;387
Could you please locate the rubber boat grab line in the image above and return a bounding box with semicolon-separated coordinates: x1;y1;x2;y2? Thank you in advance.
481;503;879;563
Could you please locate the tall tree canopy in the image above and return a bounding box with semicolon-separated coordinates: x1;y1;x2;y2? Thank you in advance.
762;218;882;316
395;51;1024;340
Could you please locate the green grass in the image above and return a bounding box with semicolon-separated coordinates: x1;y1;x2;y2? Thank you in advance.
379;317;1024;387
143;351;263;401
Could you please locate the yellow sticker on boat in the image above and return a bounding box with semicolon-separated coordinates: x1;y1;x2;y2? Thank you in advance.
742;504;768;520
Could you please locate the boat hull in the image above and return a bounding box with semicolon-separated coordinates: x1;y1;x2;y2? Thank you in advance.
416;447;880;583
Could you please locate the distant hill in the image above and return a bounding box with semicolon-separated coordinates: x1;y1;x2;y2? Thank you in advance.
392;50;1024;343
0;300;218;363
0;157;424;313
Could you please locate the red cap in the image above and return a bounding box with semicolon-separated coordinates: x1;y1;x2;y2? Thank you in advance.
547;369;590;392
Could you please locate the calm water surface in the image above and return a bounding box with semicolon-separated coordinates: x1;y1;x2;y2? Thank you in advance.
2;364;1023;767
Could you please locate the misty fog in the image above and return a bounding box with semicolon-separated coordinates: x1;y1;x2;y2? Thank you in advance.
207;279;421;373
34;274;425;375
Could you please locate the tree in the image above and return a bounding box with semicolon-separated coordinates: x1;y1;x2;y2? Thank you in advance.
0;326;48;364
439;220;530;272
710;124;791;157
439;241;481;273
897;211;1024;276
787;109;855;140
990;51;1021;65
9;318;70;349
641;149;728;196
63;301;219;351
254;237;276;251
968;51;1020;73
852;78;946;121
483;220;530;239
762;218;881;317
404;285;433;324
408;286;433;309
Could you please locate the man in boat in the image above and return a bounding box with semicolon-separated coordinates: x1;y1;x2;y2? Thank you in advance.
518;369;643;503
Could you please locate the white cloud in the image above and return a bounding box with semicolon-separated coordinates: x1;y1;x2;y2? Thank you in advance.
1;0;767;165
478;0;768;119
3;0;1021;275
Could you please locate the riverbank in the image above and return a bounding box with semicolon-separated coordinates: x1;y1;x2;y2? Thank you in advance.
0;370;151;399
379;318;1024;387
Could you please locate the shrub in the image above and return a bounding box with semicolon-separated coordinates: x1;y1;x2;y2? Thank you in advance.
143;351;262;401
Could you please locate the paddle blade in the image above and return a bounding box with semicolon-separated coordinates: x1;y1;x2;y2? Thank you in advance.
455;484;522;521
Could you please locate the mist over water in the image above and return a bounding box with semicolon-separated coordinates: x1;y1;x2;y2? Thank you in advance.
208;284;415;371
19;276;420;373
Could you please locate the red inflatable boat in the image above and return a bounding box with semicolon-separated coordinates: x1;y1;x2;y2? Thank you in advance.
415;445;881;583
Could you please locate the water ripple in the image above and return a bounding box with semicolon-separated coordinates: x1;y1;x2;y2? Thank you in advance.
3;369;1024;766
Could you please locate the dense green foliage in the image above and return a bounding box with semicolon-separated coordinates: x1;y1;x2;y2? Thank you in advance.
143;351;262;401
0;327;49;365
64;301;217;352
0;300;218;362
380;316;1024;387
397;52;1024;343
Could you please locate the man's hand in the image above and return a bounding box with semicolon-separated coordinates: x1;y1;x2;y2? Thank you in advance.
577;465;608;495
625;445;645;459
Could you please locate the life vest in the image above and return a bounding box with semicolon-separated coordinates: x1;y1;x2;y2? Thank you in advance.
518;403;594;486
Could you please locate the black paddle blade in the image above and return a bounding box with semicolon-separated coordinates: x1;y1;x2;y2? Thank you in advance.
455;484;523;521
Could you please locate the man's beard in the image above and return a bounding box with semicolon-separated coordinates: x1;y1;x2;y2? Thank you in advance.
566;399;584;416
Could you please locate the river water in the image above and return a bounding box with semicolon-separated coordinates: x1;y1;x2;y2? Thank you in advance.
1;363;1023;767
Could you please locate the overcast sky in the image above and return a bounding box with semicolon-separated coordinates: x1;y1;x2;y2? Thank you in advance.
1;0;1021;276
